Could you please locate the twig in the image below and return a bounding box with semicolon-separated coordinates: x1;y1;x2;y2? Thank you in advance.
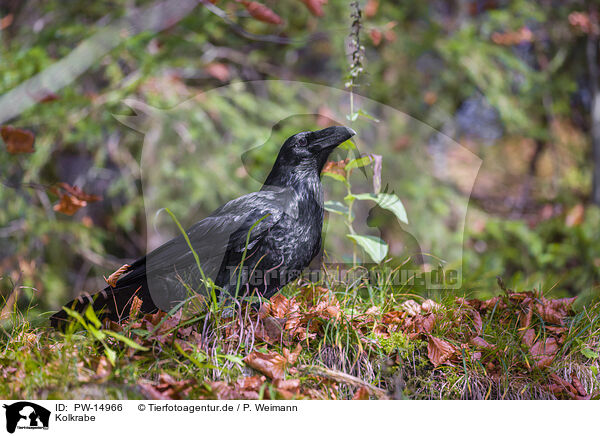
297;364;389;399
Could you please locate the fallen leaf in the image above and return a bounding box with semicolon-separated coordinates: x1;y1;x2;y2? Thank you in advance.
427;336;457;367
570;372;590;399
402;300;421;317
521;328;536;347
470;336;495;349
352;386;370;400
1;125;35;154
530;337;558;368
244;351;286;380
129;295;143;319
283;343;302;364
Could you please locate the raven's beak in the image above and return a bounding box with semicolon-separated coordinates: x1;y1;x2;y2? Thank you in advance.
312;126;356;151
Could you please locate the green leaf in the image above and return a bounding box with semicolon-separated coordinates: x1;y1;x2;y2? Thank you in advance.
345;156;373;171
581;348;599;359
346;234;389;264
346;112;359;121
84;304;102;329
324;201;349;215
130;329;151;337
323;172;346;183
338;139;357;151
61;306;88;328
357;109;380;122
104;347;117;366
353;193;409;224
223;354;244;365
104;330;149;351
88;325;106;341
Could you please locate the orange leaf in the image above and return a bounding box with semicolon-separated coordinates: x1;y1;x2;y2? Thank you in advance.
56;182;101;203
244;351;286;380
283;343;302;364
53;194;87;216
241;1;283;25
1;125;35;154
104;264;131;288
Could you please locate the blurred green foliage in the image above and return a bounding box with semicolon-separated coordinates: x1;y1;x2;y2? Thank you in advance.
1;0;599;323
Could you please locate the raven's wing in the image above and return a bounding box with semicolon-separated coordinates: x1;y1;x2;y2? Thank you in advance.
120;187;296;310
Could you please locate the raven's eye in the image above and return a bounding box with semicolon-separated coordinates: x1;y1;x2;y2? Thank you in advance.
298;136;308;147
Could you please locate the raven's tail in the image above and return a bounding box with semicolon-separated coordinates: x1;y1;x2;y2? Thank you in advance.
50;282;158;330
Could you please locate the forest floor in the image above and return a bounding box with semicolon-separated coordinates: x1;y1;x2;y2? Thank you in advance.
1;272;599;400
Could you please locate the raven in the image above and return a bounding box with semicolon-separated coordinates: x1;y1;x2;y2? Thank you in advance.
50;126;356;328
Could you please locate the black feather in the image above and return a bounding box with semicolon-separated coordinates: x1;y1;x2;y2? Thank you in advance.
50;126;355;328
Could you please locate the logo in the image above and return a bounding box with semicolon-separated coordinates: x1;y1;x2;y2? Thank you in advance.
2;402;50;433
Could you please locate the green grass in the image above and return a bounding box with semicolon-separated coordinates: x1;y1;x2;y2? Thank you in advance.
1;268;599;400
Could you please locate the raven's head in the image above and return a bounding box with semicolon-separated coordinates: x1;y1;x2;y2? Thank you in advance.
265;126;356;186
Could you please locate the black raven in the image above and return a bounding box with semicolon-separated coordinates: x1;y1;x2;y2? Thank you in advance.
50;126;356;327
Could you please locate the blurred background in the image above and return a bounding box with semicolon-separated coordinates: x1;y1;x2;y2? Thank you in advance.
1;0;600;322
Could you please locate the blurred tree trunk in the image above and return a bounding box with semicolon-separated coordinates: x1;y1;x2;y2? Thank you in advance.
587;5;600;206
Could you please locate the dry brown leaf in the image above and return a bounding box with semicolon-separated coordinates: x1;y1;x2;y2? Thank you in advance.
352;386;370;400
570;372;590;399
274;378;300;393
244;351;286;380
402;299;421;317
53;193;87;215
421;299;440;313
256;316;285;344
1;125;35;154
104;264;131;288
95;356;112;381
470;336;495;349
129;295;143;319
535;297;576;325
427;336;457;367
530;337;558;368
521;328;536;347
283;343;302;364
52;183;101;216
471;310;483;335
